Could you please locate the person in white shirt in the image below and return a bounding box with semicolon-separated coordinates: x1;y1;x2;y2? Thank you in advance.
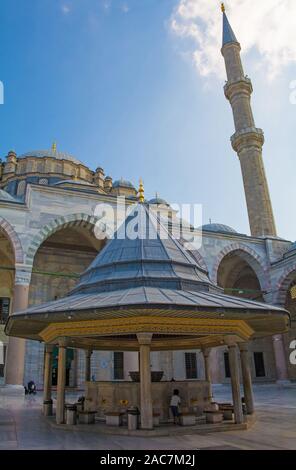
170;389;181;424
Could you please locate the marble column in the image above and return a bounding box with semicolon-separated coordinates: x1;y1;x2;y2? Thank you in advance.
202;348;212;399
56;338;68;424
228;344;244;424
85;349;92;382
272;334;290;384
5;267;32;388
137;333;153;430
239;343;254;415
43;344;54;416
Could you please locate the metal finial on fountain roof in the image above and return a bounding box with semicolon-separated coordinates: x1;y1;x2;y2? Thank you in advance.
138;178;145;203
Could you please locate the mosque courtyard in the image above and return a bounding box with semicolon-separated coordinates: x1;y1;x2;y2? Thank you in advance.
0;384;295;450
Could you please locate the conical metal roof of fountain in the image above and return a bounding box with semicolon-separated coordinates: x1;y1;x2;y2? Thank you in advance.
71;203;214;296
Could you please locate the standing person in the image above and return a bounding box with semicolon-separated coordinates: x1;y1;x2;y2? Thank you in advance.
170;389;181;425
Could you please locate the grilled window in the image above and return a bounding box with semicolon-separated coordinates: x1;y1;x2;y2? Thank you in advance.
0;298;10;324
114;352;124;380
185;352;198;379
254;352;266;377
224;352;231;378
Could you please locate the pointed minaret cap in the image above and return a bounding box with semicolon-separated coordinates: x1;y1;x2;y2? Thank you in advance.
221;3;239;47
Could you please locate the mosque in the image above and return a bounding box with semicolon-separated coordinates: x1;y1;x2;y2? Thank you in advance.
0;6;295;394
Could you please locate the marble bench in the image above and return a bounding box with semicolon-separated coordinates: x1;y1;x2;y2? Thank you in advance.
218;403;234;420
78;410;97;424
205;411;223;424
105;412;124;427
179;413;196;426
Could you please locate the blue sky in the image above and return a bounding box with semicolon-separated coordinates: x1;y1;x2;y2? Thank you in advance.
0;0;295;241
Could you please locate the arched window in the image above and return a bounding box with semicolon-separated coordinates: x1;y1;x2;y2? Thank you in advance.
17;180;26;196
39;178;48;185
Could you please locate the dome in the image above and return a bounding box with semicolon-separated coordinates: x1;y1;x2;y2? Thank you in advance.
201;223;237;234
0;189;17;202
18;149;83;166
149;197;169;206
113;179;135;189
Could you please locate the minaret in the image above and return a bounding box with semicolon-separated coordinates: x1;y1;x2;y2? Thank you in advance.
221;4;277;237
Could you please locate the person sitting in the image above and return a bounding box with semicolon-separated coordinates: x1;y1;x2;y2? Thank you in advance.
27;380;37;394
170;389;181;425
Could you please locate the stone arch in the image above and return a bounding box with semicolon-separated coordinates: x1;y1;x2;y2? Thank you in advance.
211;243;270;292
274;263;296;306
25;213;102;266
0;216;24;263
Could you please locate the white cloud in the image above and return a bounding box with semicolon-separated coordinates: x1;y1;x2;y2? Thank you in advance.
102;0;112;11
121;3;129;14
170;0;296;79
61;4;71;15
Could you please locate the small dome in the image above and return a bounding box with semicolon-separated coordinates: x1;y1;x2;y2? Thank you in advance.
18;149;82;165
149;197;169;206
201;223;237;234
0;189;17;202
113;179;135;189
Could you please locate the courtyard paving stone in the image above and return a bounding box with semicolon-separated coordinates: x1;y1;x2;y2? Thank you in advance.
0;384;295;450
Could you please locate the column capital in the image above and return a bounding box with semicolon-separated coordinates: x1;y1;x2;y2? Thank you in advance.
137;333;153;345
202;347;211;357
45;344;55;354
272;334;282;343
58;337;69;348
238;342;249;352
14;264;32;286
224;335;238;347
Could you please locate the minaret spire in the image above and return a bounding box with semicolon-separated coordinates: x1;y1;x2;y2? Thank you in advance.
221;4;238;46
221;6;277;237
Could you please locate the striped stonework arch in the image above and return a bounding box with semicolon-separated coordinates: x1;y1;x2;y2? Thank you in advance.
274;263;296;306
25;213;101;266
0;217;24;263
211;243;270;292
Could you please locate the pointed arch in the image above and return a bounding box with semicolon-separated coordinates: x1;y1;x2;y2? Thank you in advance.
211;243;270;292
274;263;296;306
0;216;24;263
25;213;102;266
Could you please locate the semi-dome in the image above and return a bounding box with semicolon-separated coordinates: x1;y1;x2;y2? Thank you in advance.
113;179;135;189
18;149;83;166
201;223;237;234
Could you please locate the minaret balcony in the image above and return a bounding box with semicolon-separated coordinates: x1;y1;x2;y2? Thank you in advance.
224;77;253;100
231;127;265;152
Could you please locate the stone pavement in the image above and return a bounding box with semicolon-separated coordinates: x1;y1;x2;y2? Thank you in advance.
0;384;295;450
